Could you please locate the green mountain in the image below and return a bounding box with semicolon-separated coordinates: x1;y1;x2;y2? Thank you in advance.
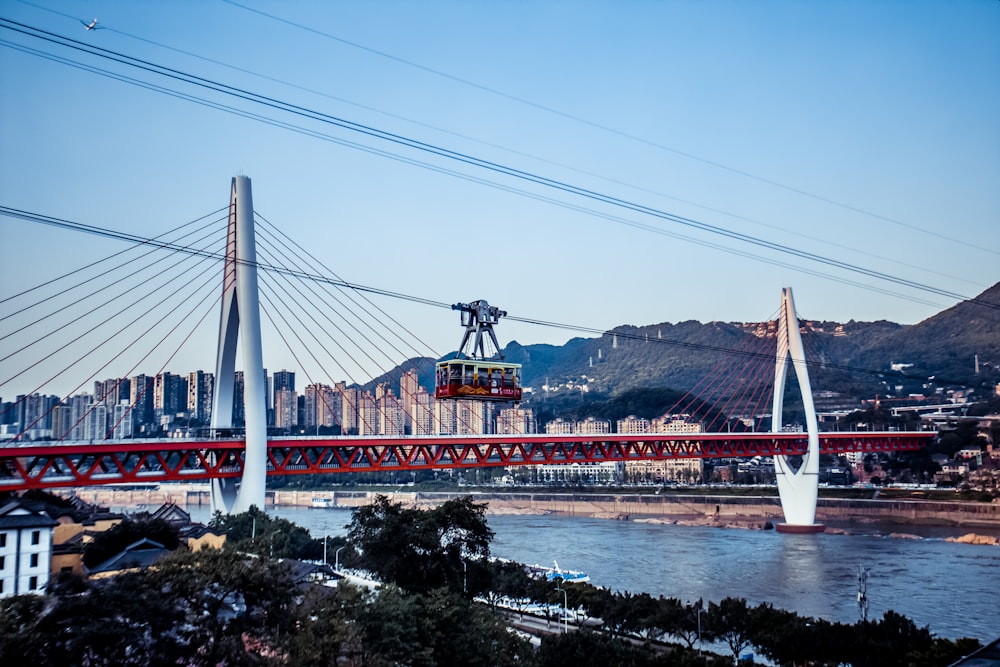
372;283;1000;410
506;282;1000;404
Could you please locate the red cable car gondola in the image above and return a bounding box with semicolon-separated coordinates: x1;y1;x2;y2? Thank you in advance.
435;300;522;402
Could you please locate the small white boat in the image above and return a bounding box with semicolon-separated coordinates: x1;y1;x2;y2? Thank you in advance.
310;497;333;509
527;560;590;583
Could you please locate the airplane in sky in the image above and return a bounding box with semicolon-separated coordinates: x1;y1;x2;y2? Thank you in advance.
81;18;102;31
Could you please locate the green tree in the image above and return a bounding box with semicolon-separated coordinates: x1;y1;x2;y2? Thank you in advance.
286;584;368;667
665;598;710;650
357;586;535;667
707;597;758;662
148;548;295;666
347;494;493;594
1;572;187;667
211;505;322;560
481;558;534;612
537;628;660;667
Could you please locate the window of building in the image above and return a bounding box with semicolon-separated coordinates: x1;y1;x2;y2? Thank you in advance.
0;579;4;594
0;533;6;547
30;553;39;568
29;576;38;591
0;555;5;570
31;530;40;545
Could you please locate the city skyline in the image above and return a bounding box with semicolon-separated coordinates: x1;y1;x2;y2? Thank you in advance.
2;1;998;400
1;364;543;441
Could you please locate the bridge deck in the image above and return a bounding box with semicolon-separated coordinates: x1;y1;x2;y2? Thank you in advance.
0;432;933;491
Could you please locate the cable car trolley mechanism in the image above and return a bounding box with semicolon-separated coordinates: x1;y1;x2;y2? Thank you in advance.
435;300;522;402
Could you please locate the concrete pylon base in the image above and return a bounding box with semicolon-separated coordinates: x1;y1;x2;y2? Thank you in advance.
775;523;826;534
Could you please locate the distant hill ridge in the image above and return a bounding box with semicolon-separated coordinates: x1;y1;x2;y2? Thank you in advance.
371;282;1000;402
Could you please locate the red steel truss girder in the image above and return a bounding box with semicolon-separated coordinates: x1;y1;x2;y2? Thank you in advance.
0;431;933;490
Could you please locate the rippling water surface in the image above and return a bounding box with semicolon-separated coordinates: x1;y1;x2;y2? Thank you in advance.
188;506;998;642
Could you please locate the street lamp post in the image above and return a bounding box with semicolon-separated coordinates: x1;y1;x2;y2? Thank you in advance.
555;586;568;633
335;546;345;572
697;606;703;661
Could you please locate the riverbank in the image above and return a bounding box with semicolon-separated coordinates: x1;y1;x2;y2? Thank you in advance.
69;485;1000;540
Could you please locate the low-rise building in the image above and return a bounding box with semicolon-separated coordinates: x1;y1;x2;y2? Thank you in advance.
0;499;58;597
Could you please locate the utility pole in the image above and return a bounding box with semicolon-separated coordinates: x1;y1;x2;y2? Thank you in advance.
857;565;870;622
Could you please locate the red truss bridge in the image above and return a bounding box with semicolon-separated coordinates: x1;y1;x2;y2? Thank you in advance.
0;431;932;492
1;179;940;528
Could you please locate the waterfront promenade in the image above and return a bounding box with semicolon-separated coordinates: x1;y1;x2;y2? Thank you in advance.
69;485;1000;532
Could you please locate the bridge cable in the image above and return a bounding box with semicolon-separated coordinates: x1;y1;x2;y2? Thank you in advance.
1;216;226;346
254;222;439;365
18;0;979;289
218;0;994;258
0;205;227;306
2;239;222;400
1;221;225;371
14;263;221;439
255;213;442;359
0;37;957;311
2;203;987;391
0;18;993;309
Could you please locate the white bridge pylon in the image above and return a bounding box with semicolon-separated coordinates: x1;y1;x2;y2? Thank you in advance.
209;176;268;514
771;287;824;533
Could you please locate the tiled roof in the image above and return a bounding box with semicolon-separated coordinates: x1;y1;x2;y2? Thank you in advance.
87;538;171;574
0;500;59;529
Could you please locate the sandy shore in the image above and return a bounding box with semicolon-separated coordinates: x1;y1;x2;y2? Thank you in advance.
67;485;1000;544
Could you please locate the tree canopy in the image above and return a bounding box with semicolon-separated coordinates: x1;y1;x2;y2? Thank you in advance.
348;494;494;595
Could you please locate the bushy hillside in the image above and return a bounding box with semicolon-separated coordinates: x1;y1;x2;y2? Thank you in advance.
855;282;1000;386
507;282;1000;403
371;283;1000;408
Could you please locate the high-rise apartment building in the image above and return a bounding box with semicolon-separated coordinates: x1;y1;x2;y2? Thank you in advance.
304;384;339;431
497;407;534;435
130;375;154;430
378;393;404;436
186;371;214;423
68;393;92;440
94;378;129;408
50;404;73;441
272;370;295;405
338;383;359;435
435;399;456;435
83;403;108;440
303;384;321;429
455;400;485;435
412;391;435;435
400;369;419;434
154;373;186;421
111;401;134;439
16;394;58;434
274;389;297;430
318;385;340;431
357;393;377;436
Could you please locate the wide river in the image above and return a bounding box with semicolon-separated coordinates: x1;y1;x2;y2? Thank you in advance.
187;506;998;642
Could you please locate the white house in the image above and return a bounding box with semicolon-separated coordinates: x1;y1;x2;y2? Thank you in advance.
0;499;58;597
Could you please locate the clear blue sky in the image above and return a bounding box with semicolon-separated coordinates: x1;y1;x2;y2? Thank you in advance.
1;1;998;398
